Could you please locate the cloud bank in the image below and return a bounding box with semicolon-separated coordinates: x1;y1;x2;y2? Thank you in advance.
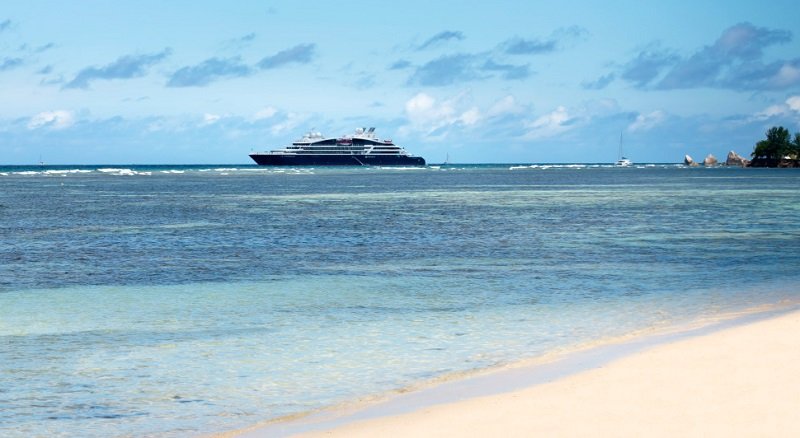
502;37;557;55
167;56;252;87
417;31;465;51
166;43;316;87
405;28;583;86
28;110;75;130
618;23;798;91
257;43;315;69
63;49;172;89
582;73;616;90
502;27;587;55
408;54;530;86
408;54;482;86
0;57;24;71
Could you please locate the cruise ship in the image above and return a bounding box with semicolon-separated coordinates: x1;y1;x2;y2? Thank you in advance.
249;127;426;166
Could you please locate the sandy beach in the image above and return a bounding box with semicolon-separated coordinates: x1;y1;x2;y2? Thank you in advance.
236;308;800;438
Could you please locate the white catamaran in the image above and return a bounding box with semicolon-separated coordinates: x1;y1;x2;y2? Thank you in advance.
615;132;632;167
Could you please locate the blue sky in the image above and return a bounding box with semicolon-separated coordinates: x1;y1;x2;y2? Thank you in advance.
1;0;799;164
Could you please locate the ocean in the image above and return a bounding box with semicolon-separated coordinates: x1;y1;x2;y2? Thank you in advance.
2;164;799;437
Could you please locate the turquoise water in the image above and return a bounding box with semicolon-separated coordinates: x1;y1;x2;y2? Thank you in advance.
2;164;799;437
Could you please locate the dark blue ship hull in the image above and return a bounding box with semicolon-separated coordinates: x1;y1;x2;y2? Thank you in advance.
249;153;426;166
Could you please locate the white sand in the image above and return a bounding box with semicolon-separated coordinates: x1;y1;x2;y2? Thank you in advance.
292;309;800;437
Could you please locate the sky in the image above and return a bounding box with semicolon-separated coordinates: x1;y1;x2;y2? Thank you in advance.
1;0;799;164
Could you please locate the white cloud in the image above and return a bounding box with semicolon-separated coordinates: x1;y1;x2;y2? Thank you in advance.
524;106;572;139
145;117;188;133
584;98;621;116
755;104;788;119
202;113;221;125
404;93;450;124
270;112;307;135
628;110;666;132
770;64;800;89
459;107;480;125
787;95;800;112
753;95;800;120
521;99;621;140
402;92;482;138
27;110;75;130
405;92;434;111
488;95;522;117
533;106;570;127
253;107;277;120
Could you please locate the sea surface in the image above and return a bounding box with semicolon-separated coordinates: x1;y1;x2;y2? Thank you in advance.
2;164;799;437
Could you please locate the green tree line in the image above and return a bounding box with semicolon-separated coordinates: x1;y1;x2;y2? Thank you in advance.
751;126;800;161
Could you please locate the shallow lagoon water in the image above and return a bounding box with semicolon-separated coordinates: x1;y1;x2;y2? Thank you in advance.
1;165;799;437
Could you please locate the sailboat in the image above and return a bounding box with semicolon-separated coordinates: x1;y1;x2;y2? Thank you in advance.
615;132;632;167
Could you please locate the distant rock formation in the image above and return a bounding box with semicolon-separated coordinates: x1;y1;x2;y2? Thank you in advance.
684;155;699;167
704;154;718;166
725;151;750;167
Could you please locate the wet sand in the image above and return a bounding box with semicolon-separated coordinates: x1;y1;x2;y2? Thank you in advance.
233;307;800;437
